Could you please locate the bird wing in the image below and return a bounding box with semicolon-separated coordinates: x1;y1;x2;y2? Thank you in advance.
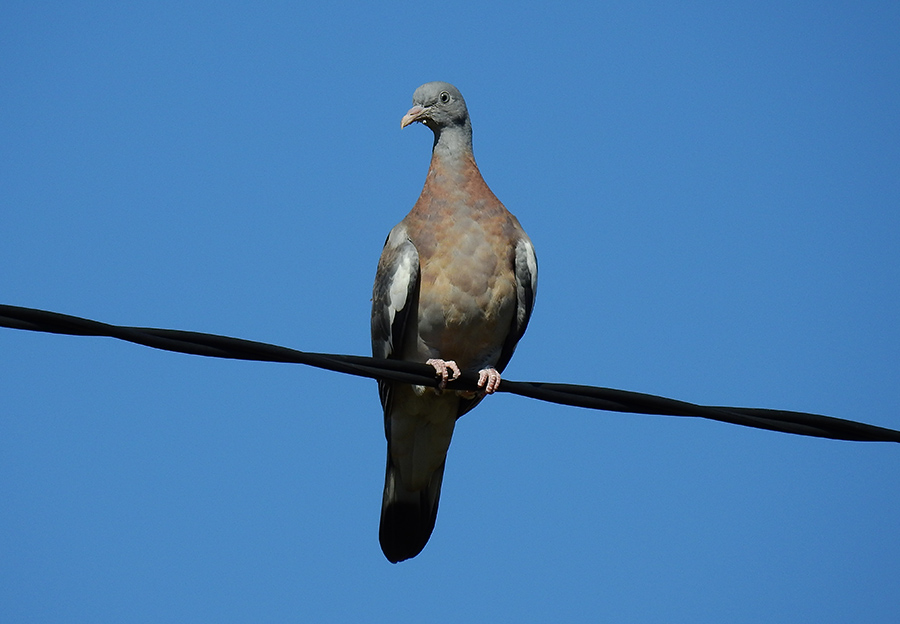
371;223;420;414
498;235;538;372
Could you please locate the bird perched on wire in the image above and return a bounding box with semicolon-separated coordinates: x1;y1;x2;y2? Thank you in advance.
371;82;538;562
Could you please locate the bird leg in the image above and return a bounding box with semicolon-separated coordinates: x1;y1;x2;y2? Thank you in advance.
477;367;502;394
426;358;461;391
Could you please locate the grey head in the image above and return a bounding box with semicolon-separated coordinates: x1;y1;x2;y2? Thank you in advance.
401;81;473;154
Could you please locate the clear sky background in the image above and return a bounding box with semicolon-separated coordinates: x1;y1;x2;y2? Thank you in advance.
2;2;898;622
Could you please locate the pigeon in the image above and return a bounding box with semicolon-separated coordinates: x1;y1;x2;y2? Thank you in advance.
371;81;537;562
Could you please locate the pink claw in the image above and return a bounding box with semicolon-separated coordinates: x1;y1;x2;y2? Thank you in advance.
477;367;502;394
426;358;461;389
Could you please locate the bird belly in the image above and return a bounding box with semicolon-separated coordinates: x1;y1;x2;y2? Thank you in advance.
414;262;516;372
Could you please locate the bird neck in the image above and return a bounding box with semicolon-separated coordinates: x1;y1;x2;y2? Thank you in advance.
431;120;474;161
422;128;492;206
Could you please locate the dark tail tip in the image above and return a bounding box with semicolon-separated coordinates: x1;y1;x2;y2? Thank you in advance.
379;457;446;563
379;500;438;563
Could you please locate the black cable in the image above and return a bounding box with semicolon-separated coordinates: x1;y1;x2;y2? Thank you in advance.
2;303;898;443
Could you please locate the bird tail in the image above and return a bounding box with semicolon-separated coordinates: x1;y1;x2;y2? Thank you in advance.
379;455;446;563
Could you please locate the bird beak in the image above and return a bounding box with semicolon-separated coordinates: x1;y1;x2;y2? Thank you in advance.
401;105;427;128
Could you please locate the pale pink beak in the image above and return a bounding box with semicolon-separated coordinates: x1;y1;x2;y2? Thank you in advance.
401;105;427;128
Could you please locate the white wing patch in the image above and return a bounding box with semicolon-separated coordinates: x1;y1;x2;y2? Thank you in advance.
387;249;415;328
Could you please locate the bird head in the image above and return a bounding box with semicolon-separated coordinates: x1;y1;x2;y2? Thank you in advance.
401;82;470;132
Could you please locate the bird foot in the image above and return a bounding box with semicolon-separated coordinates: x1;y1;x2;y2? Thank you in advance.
477;367;502;394
426;358;461;391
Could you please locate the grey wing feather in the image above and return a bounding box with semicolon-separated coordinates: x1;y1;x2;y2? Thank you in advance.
495;236;538;373
371;225;420;411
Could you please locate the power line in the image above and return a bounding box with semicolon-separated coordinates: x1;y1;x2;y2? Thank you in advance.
2;303;898;443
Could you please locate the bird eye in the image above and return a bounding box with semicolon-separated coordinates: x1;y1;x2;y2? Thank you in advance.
439;91;450;103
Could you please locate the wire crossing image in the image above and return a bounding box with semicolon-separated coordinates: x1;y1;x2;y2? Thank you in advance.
1;303;898;443
0;304;900;442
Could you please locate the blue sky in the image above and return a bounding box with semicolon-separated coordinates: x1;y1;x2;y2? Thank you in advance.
2;1;898;622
